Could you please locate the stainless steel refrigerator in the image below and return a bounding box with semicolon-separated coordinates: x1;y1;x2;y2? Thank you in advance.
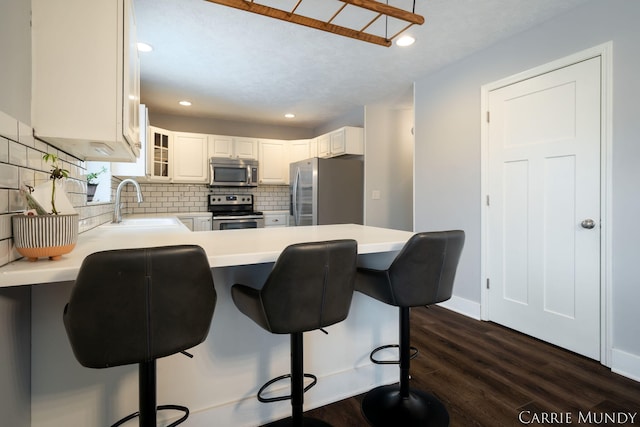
290;157;363;226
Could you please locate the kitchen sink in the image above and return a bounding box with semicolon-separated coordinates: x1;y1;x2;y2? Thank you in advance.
101;217;182;228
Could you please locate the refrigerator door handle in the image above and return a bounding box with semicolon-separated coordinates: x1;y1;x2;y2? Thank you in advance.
292;167;300;225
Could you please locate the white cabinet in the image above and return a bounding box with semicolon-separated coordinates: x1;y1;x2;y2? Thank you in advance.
172;132;209;183
112;104;148;177
258;140;289;185
148;126;172;181
264;211;289;228
288;140;311;163
194;216;213;231
177;214;212;231
209;136;258;160
317;127;364;158
31;0;140;162
317;134;331;158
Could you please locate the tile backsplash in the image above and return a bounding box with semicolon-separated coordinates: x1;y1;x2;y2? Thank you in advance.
0;111;113;267
0;111;291;268
119;183;290;215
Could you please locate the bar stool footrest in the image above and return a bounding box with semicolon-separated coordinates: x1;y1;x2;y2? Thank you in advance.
370;344;419;365
110;404;189;427
263;416;333;427
257;373;318;403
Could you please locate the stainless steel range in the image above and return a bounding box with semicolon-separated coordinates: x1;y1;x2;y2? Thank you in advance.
208;194;265;230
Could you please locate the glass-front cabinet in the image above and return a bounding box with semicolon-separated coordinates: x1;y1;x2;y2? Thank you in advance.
149;126;172;180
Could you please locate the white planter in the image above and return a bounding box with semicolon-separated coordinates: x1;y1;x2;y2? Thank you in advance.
12;214;79;261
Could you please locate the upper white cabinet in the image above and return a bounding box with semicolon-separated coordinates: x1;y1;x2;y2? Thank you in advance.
318;127;364;158
317;134;331;158
288;140;311;163
148;126;172;181
173;132;209;183
209;136;258;160
31;0;140;162
258;139;288;185
112;104;148;177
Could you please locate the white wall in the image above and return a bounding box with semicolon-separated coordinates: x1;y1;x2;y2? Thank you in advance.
364;95;413;231
414;0;640;375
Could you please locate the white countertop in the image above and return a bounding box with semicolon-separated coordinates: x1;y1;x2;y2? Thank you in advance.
0;218;413;288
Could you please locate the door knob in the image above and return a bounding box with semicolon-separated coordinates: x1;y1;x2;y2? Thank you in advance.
581;219;596;229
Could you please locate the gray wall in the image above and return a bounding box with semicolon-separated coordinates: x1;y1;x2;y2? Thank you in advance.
414;0;640;361
0;0;31;124
314;106;365;136
1;2;32;422
364;95;413;231
148;105;364;142
0;287;31;427
148;112;316;140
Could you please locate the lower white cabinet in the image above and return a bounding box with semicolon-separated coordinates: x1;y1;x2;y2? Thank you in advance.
177;214;212;231
264;211;289;227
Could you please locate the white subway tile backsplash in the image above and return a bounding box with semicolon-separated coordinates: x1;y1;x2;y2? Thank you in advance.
0;110;107;267
18;122;34;147
27;147;43;169
8;189;25;212
0;163;19;189
0;110;18;142
0;239;9;266
0;138;8;163
9;141;27;167
0;214;11;239
0;190;8;214
19;167;34;189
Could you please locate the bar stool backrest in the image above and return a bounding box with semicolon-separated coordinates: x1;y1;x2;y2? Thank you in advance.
260;239;358;334
63;245;216;368
388;230;465;307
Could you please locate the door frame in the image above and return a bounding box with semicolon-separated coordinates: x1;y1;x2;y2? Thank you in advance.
480;42;613;366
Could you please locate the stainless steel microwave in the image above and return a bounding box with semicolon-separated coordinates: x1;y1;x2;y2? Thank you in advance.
209;157;259;187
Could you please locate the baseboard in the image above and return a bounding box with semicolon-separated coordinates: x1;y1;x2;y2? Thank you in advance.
611;348;640;382
180;363;396;427
438;295;481;320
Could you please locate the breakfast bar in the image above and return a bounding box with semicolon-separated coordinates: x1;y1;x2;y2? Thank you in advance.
0;222;414;427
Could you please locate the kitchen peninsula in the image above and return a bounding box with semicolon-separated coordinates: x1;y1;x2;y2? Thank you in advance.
1;221;413;427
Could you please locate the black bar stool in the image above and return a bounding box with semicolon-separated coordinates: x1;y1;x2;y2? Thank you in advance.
231;239;358;427
63;245;217;427
355;230;465;427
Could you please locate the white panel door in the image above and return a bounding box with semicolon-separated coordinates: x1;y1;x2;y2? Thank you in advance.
487;57;601;359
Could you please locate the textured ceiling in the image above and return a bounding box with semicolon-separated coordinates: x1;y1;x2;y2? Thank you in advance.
134;0;590;129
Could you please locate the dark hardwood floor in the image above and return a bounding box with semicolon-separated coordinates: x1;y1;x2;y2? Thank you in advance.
299;306;640;426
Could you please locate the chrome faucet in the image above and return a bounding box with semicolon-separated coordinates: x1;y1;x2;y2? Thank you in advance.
113;178;144;223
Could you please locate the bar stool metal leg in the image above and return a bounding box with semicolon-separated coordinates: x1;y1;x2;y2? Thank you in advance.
264;333;331;427
361;307;449;427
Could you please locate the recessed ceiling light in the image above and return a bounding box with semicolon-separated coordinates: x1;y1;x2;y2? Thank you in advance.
179;100;192;106
137;42;153;52
396;35;415;47
284;113;295;119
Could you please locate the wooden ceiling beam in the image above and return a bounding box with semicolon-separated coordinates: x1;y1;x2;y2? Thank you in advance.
338;0;424;25
204;0;425;47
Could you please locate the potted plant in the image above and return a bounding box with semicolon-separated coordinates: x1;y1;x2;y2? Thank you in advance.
86;166;107;202
12;153;79;261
